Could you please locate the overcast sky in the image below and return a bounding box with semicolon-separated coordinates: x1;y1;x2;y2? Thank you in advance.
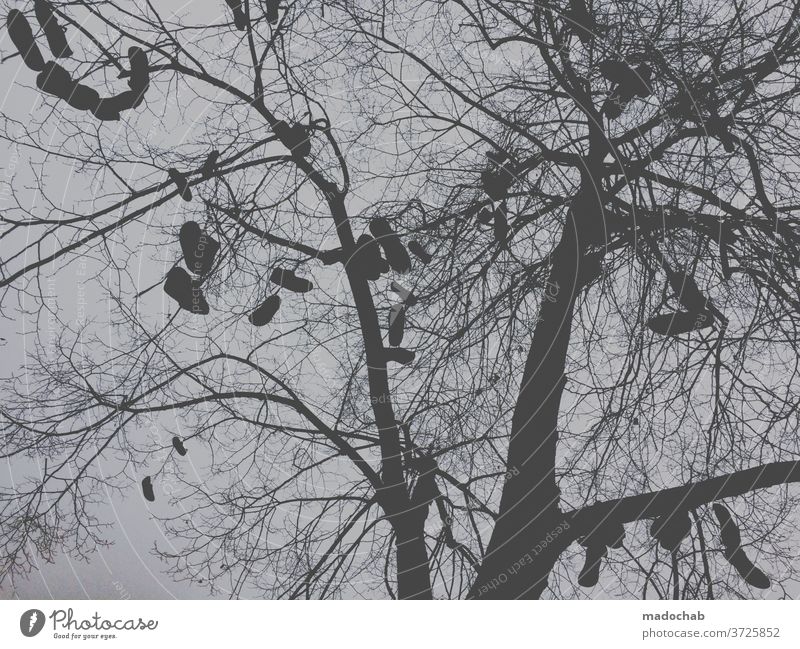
0;1;219;600
4;0;800;602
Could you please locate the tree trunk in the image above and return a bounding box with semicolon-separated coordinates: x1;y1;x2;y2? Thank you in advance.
470;120;611;599
395;520;434;599
331;196;433;599
470;220;592;599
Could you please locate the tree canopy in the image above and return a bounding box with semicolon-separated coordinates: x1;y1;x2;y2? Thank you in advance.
2;0;800;599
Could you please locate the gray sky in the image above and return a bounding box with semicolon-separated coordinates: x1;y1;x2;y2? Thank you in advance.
4;0;800;602
0;3;215;599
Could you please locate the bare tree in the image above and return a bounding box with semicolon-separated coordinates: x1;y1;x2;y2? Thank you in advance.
2;0;800;601
1;0;437;599
338;0;800;598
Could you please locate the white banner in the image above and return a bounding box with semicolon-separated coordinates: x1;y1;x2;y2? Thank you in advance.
0;600;798;648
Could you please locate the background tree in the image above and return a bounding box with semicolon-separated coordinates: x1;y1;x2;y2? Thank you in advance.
3;0;800;601
1;0;439;599
338;0;800;598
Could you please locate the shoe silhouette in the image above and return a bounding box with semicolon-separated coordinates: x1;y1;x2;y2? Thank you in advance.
565;0;606;46
650;510;691;552
481;152;515;201
91;95;124;121
164;267;210;314
388;304;405;346
408;240;432;264
577;522;626;587
141;476;155;502
65;82;100;111
172;436;188;456
249;294;281;326
36;61;72;100
668;269;714;313
725;548;771;588
127;46;149;106
6;10;46;71
270;267;313;292
493;206;509;244
34;0;72;58
600;61;652;119
352;234;390;280
578;542;607;587
369;218;411;273
201;150;220;178
713;504;770;589
168;168;192;201
224;0;247;30
266;0;279;25
179;221;219;277
704;110;736;153
646;310;713;336
384;347;415;365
